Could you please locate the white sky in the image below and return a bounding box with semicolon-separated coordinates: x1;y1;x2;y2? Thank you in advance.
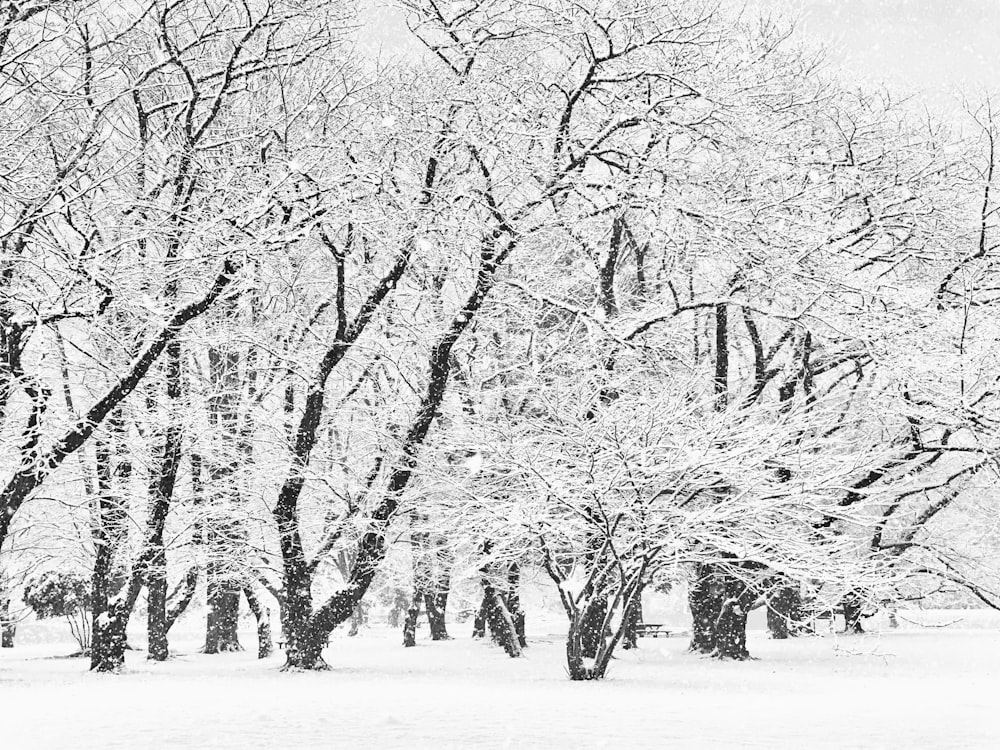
758;0;1000;105
362;1;1000;113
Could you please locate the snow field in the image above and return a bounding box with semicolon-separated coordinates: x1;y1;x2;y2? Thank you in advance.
2;614;998;749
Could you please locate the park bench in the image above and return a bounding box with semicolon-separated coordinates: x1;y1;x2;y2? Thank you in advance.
635;623;672;638
808;607;845;631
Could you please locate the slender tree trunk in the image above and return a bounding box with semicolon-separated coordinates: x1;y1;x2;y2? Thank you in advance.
146;546;169;661
91;416;139;673
505;563;526;648
164;567;199;634
1;589;15;648
402;593;420;648
146;334;183;662
472;596;487;639
621;583;644;650
204;345;246;654
244;586;273;658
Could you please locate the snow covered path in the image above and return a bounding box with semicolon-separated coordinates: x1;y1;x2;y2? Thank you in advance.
2;626;998;749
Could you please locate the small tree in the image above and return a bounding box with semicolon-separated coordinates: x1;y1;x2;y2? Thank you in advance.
23;571;92;655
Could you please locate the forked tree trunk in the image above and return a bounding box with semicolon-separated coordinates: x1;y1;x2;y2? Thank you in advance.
561;568;646;681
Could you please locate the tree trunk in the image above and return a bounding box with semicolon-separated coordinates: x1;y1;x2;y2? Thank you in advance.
842;593;865;633
244;586;273;659
424;592;449;641
480;584;522;657
388;588;407;628
164;566;199;634
402;592;420;647
281;620;329;671
90;417;139;673
205;570;243;653
472;596;487;638
688;564;722;654
767;585;803;639
621;584;644;650
1;590;15;648
505;563;526;648
146;548;169;661
714;588;752;660
579;594;608;660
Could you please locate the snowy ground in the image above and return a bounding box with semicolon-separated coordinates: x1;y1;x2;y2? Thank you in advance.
2;610;998;749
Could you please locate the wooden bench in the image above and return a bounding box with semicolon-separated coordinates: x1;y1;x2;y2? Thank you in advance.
635;623;672;638
808;607;845;631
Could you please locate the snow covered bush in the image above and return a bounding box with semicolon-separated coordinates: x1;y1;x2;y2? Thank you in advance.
23;571;92;654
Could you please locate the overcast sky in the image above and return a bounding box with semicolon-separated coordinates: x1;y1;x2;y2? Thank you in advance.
758;0;1000;104
363;1;1000;113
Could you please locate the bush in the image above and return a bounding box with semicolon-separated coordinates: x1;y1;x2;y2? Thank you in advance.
23;571;92;654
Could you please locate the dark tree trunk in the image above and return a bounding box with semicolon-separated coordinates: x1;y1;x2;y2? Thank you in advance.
472;596;487;639
402;592;420;647
244;586;273;658
278;543;330;670
480;584;522;657
146;548;169;661
0;591;14;648
281;619;329;671
204;344;247;654
145;337;183;662
90;417;140;673
767;585;804;639
621;584;644;650
164;566;198;634
688;564;722;654
407;524;452;644
842;593;865;633
689;563;755;659
506;563;526;648
714;585;752;660
424;591;449;640
205;571;242;653
579;595;608;660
